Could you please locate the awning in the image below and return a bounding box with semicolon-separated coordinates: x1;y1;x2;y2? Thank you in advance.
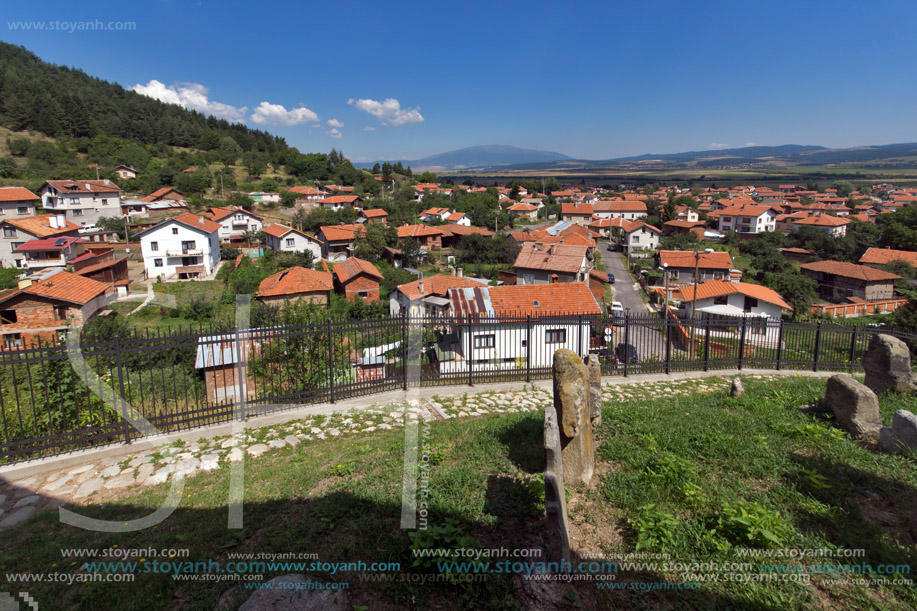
696;304;769;318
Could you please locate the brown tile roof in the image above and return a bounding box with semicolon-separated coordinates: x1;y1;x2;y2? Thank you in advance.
290;186;321;195
859;247;917;267
257;266;333;298
262;223;294;239
333;257;383;283
716;205;777;217
317;195;360;205
0;187;39;202
561;203;594;215
449;282;601;319
678;280;792;310
360;208;388;218
207;206;263;222
507;202;537;212
658;250;733;270
43;179;121;194
799;260;901;281
593;200;648;213
140;187;184;202
397;275;486;301
319;224;366;242
792;215;850;227
171;213;221;234
0;271;109;306
437;224;494;238
397;224;444;239
514;242;588;274
4;214;81;237
74;256;128;277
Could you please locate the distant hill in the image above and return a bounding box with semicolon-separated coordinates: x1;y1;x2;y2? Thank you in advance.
0;42;287;154
361;145;573;171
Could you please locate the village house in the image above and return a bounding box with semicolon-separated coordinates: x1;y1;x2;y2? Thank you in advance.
332;257;383;302
616;220;661;253
262;224;323;260
315;195;361;211
859;247;917;270
674;206;700;223
799;260;900;302
679;280;792;325
0;214;81;268
440;282;602;373
508;202;539;221
397;224;443;251
561;203;594;225
205;206;264;243
592;200;648;221
790;214;850;237
113;165;138;180
13;236;86;274
248;191;280;205
437;224;494;250
317;224;366;262
70;246;130;296
418;207;452;223
715;205;777;235
255;266;333;307
0;187;40;218
445;212;471;226
656;250;735;285
194;330;262;403
38;179;122;227
290;186;324;206
358;208;389;224
587;218;612;238
389;272;486;317
0;270;112;350
136;213;221;281
514;242;591;285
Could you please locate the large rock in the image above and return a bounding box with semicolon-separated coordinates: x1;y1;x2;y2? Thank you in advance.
543;401;571;563
552;349;594;486
824;374;882;439
862;334;913;394
730;377;745;398
238;574;349;611
878;410;917;455
585;354;603;428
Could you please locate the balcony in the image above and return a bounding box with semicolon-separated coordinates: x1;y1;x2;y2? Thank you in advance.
165;248;203;257
23;256;67;270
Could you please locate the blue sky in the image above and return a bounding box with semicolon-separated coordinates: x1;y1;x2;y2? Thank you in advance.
3;0;916;161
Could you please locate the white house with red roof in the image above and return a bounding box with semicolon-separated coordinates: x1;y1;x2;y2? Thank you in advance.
262;224;322;260
715;205;777;235
38;179;122;226
136;213;222;281
205;206;264;243
0;187;40;218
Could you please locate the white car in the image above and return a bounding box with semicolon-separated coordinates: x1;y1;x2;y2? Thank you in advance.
610;301;624;313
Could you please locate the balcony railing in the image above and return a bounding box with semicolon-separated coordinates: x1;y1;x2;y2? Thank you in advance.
165;248;203;257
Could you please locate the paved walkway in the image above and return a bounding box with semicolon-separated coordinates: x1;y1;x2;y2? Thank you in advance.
0;370;835;528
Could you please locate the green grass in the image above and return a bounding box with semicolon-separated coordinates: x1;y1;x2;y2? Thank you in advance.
2;376;915;610
152;281;224;307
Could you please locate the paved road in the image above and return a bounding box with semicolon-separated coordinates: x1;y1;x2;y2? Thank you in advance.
600;241;651;315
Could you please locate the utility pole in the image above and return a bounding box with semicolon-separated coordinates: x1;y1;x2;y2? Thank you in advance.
123;214;130;254
220;173;224;198
95;165;100;181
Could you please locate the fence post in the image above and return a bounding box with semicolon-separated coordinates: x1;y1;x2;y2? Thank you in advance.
114;335;131;444
664;311;671;374
849;325;858;369
813;322;822;372
738;317;747;371
525;314;532;383
622;311;630;377
703;319;710;372
776;320;784;371
468;318;474;387
327;317;335;403
402;311;408;391
577;314;583;356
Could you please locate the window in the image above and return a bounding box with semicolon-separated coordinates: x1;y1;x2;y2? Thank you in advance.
546;329;566;344
722;217;731;222
222;226;229;233
632;235;640;243
0;310;17;324
72;209;83;216
474;334;495;349
713;295;728;306
743;296;759;312
101;199;108;205
16;206;28;215
154;258;163;267
172;227;179;235
4;333;23;349
2;227;16;238
150;241;159;251
54;306;68;321
10;242;23;251
358;291;368;297
285;238;295;247
181;240;196;251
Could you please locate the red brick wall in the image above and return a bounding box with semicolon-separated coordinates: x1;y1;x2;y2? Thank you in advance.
341;274;380;302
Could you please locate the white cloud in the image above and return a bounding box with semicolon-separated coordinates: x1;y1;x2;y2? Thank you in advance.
708;142;730;150
251;101;319;126
132;80;247;122
744;141;759;147
327;118;343;128
348;97;424;126
327;128;343;139
362;126;376;131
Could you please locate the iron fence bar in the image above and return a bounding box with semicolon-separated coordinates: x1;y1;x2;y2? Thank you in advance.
402;312;408;391
738;317;747;370
114;335;131;444
776;321;784;370
813;322;822;372
327;317;335;403
703;320;710;372
849;325;858;366
623;312;630;377
664;312;671;375
526;314;532;383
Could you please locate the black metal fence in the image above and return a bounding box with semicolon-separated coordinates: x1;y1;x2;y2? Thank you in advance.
1;313;915;464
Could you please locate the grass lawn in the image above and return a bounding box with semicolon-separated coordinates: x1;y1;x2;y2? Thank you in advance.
152;281;225;307
1;376;915;610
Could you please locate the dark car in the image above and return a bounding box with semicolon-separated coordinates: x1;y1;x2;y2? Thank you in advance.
608;273;615;284
614;343;639;364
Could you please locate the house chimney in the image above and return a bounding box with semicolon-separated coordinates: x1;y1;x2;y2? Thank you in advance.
418;279;425;294
49;215;58;229
104;179;111;185
457;267;463;278
57;214;65;227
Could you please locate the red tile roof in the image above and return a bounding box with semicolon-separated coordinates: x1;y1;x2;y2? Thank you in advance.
140;187;184;202
0;187;39;202
207;206;263;222
514;242;588;274
508;202;537;212
262;223;294;239
319;224;366;242
4;214;81;237
257;266;333;298
13;236;83;252
792;215;850;227
332;257;383;283
317;195;360;205
859;247;917;267
290;186;321;195
449;282;601;319
799;260;901;281
0;271;109;306
397;224;443;239
561;203;594;215
658;250;733;270
678;280;792;310
593;200;648;213
437;224;494;238
360;208;388;218
171;213;221;234
397;275;486;301
43;179;121;194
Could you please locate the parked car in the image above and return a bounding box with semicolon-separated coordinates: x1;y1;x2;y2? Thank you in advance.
608;273;615;284
609;301;625;325
609;301;624;313
614;343;639;364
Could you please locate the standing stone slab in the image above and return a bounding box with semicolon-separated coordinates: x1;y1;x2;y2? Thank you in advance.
862;334;913;394
730;377;745;398
585;354;603;428
824;374;882;439
543;403;571;564
878;410;917;455
552;349;594;486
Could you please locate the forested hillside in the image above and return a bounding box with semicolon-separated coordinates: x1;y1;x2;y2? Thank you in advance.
0;42;285;153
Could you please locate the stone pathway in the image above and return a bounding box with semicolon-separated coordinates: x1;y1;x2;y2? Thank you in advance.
0;375;782;527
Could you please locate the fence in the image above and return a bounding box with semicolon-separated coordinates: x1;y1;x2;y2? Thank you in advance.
1;313;915;464
809;299;908;318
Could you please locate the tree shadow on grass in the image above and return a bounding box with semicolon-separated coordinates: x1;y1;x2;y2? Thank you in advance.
496;414;545;475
